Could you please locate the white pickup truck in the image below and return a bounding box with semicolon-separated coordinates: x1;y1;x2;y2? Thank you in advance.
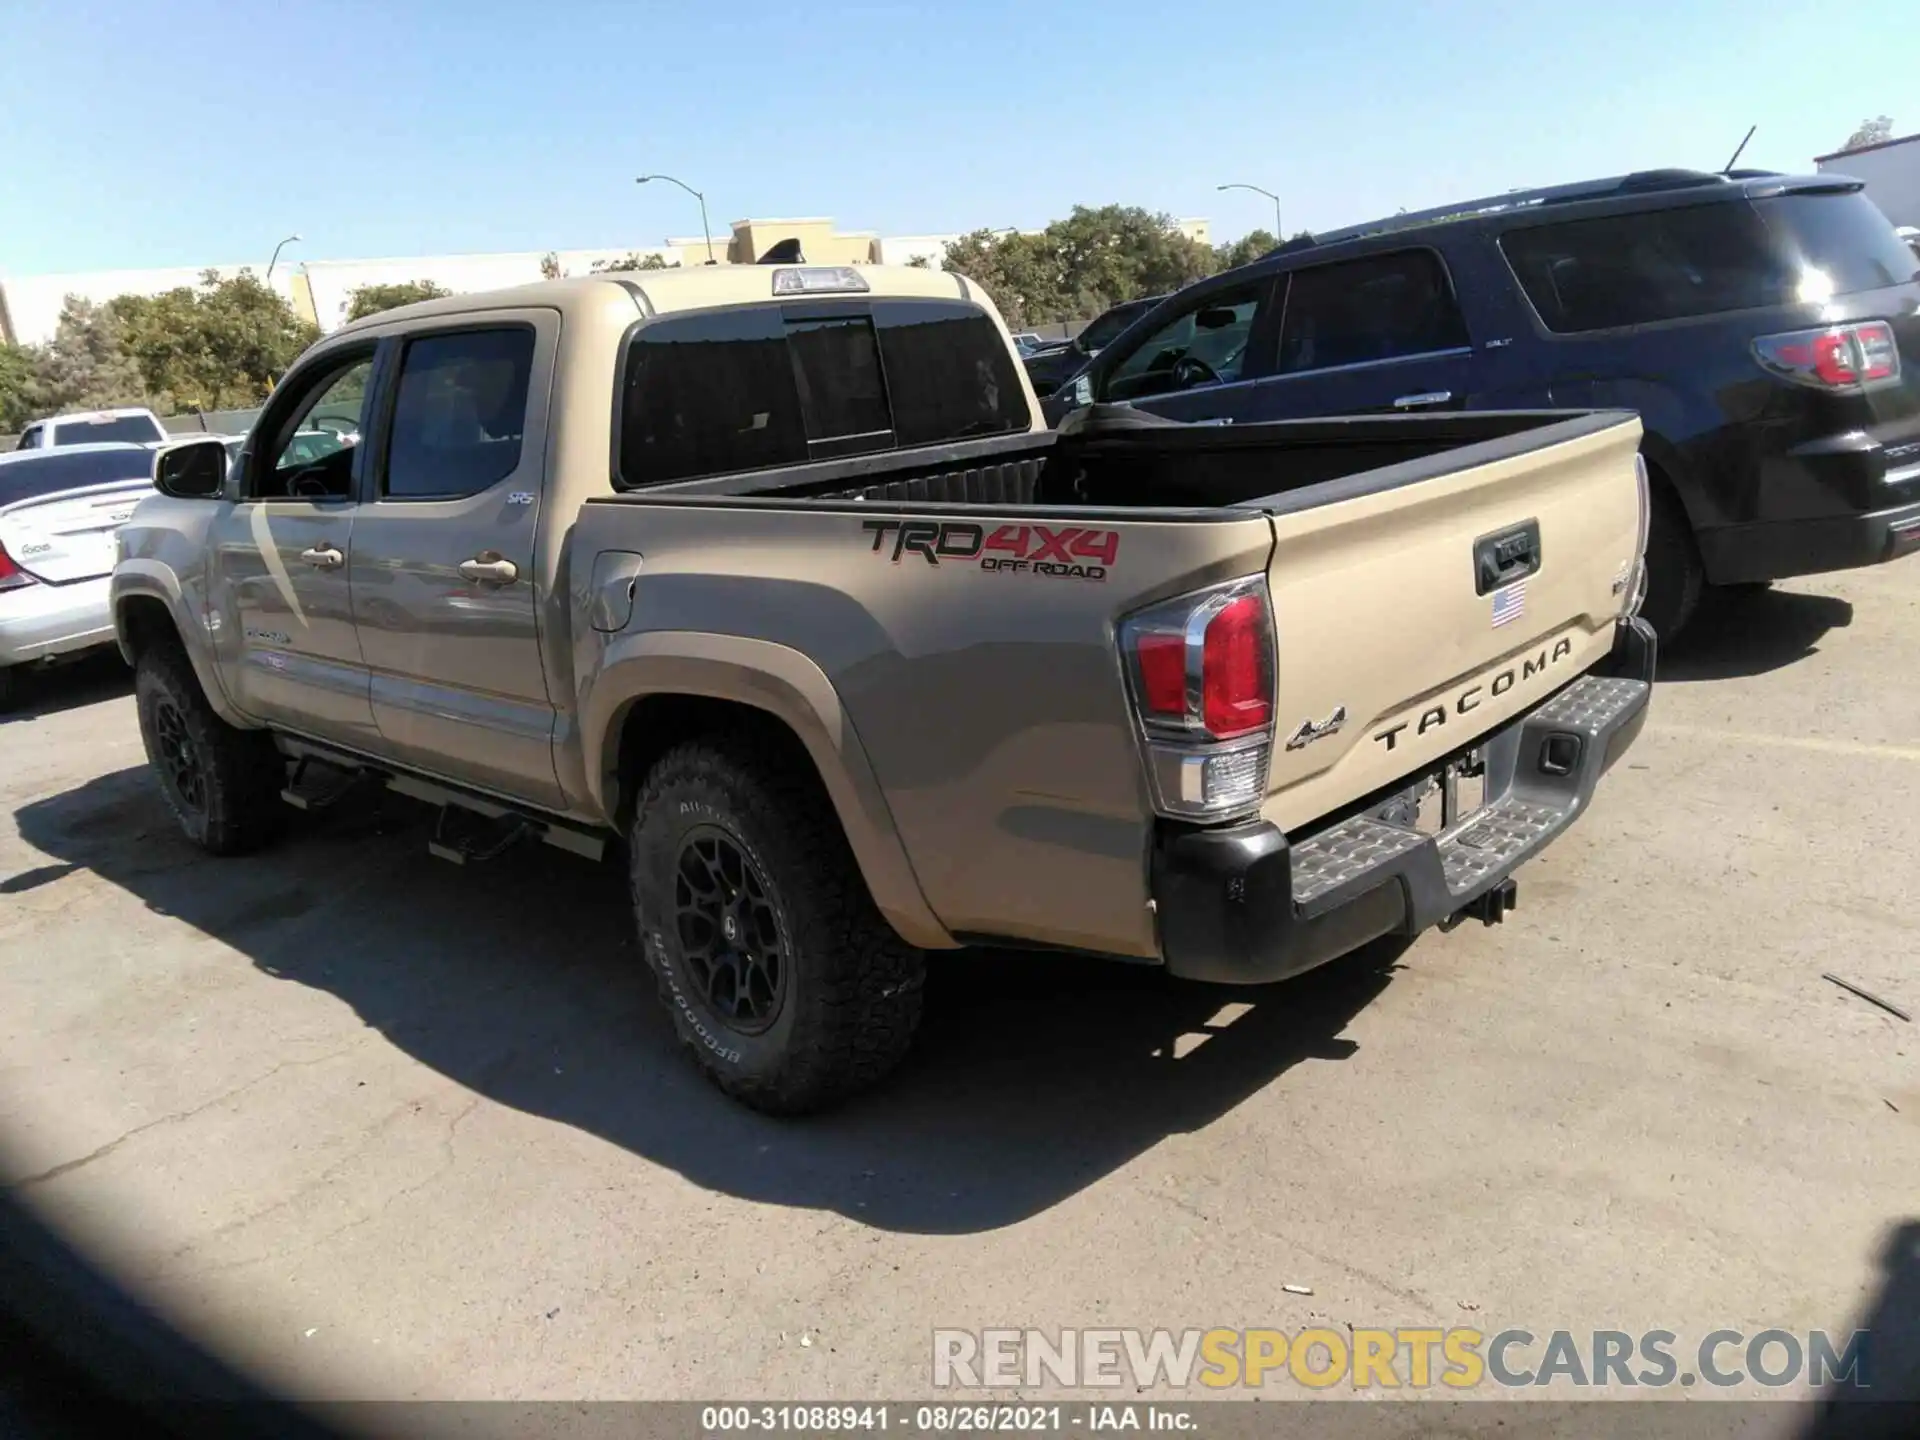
13;408;170;452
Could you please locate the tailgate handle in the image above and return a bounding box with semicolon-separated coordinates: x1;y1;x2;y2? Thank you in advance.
1473;520;1541;595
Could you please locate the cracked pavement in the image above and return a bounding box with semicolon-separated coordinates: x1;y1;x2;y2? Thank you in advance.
1;566;1915;1402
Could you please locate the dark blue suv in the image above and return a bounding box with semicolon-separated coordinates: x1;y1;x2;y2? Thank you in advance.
1043;169;1920;641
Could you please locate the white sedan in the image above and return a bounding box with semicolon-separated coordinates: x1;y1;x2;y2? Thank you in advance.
0;442;155;708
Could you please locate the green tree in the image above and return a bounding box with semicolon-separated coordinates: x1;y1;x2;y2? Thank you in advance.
0;344;38;433
344;279;452;322
1214;228;1277;270
30;298;150;416
942;208;1220;328
111;271;318;412
592;252;677;272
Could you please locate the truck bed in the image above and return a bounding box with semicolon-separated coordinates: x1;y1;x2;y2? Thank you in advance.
578;404;1646;961
606;407;1626;516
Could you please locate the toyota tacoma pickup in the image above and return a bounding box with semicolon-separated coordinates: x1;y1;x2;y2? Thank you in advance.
113;263;1656;1114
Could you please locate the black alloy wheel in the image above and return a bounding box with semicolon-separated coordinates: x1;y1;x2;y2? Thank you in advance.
672;827;787;1034
150;696;208;816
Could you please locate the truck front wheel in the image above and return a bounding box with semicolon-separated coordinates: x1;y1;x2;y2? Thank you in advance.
628;739;925;1115
134;644;286;855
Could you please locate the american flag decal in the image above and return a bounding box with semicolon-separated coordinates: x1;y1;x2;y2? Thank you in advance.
1491;579;1527;628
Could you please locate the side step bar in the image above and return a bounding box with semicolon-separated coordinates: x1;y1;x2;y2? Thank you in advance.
273;737;608;864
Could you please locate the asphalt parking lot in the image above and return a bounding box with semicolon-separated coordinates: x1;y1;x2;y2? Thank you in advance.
2;565;1916;1406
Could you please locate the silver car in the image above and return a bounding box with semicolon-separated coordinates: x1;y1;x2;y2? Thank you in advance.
0;443;155;707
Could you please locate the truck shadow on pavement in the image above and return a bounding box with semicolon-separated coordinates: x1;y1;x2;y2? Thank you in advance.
0;651;132;725
1658;587;1853;683
13;767;1403;1236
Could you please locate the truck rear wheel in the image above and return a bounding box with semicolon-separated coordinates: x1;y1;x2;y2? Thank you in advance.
628;739;925;1115
134;644;286;856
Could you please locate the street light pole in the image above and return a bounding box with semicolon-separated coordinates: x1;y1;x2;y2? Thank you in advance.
636;174;716;264
1216;183;1281;239
266;232;302;285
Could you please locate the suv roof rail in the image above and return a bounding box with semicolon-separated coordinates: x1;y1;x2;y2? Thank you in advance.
1308;168;1740;248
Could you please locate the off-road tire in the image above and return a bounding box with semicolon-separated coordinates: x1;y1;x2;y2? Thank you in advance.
629;739;925;1115
1638;482;1704;645
134;643;286;856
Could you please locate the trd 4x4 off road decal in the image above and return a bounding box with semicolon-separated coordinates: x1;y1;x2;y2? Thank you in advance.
861;519;1117;581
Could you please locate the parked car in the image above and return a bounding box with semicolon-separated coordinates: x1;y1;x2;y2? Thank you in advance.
1045;169;1920;641
13;407;169;451
114;264;1651;1114
0;443;155;707
1021;294;1166;397
1010;331;1046;354
1898;225;1920;262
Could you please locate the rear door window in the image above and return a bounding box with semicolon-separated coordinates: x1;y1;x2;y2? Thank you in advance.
1275;250;1469;374
1501;193;1919;334
618;298;1029;486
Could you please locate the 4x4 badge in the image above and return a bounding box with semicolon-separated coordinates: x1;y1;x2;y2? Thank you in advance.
1285;705;1347;751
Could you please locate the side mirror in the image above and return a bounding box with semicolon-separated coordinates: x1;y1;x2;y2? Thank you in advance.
154;436;229;500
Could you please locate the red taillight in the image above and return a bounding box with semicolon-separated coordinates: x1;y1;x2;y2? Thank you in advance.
1754;320;1902;391
1135;632;1187;719
1201;594;1272;738
1119;578;1276;821
0;540;32;592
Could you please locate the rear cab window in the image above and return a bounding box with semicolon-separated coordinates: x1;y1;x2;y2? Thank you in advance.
1500;190;1920;333
52;414;165;447
617;299;1030;486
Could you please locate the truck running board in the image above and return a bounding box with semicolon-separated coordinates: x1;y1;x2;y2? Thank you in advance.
270;737;608;865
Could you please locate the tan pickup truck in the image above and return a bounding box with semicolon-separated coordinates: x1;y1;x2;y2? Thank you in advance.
113;262;1655;1113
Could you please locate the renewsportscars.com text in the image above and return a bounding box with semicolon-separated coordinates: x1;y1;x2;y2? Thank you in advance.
932;1327;1872;1392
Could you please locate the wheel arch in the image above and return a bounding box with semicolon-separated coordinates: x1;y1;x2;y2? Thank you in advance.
584;634;954;951
110;571;251;729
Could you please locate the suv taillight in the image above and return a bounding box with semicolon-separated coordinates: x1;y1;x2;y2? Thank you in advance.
0;540;33;592
1119;577;1275;821
1752;320;1902;391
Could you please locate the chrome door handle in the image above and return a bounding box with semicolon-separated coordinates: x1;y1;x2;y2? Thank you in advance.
299;544;344;569
1392;390;1453;409
458;554;519;585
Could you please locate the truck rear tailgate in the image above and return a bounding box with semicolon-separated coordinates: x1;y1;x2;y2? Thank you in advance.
1255;413;1645;832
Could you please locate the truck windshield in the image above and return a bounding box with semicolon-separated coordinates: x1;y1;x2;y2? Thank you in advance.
51;414;165;446
1500;190;1920;333
0;446;154;506
618;297;1030;486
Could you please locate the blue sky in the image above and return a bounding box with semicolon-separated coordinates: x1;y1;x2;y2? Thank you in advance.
1;0;1906;276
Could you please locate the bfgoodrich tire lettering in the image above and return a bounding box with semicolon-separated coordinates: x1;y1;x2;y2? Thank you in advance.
628;739;925;1115
134;643;286;856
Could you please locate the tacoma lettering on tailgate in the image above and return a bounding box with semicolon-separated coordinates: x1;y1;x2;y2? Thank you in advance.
1372;636;1576;751
861;520;1116;581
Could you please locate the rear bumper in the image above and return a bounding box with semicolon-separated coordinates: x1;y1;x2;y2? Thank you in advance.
1697;498;1920;585
0;576;116;666
1152;616;1655;985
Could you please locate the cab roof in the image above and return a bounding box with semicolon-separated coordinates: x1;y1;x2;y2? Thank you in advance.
331;263;982;335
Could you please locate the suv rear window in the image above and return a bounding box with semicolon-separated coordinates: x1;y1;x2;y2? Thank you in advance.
1501;191;1920;333
618;298;1029;486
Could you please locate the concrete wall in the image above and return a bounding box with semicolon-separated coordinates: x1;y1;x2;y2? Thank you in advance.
1816;134;1920;229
